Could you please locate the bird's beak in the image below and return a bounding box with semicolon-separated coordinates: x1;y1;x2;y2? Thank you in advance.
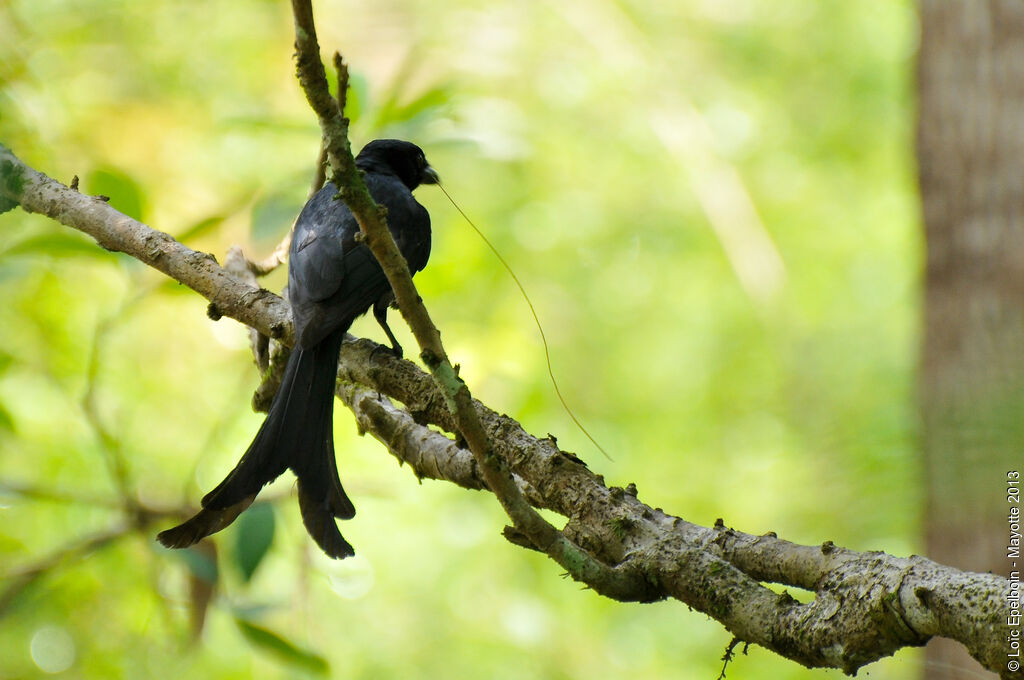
421;165;440;185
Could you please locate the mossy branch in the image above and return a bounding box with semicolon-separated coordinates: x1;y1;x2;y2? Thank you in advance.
287;0;638;597
0;106;1011;680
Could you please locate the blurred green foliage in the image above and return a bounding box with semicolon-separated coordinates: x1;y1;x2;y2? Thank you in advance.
0;0;921;678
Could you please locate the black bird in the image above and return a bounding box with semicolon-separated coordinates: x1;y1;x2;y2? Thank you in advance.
158;139;438;558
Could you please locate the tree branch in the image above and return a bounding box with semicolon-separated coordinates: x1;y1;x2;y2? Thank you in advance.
287;1;637;599
0;139;1010;678
0;145;293;344
332;338;1009;676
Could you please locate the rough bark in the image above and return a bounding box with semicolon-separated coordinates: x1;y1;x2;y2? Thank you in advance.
288;0;631;594
0;143;1011;677
917;2;1024;678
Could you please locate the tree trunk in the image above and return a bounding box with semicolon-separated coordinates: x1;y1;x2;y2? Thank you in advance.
917;2;1024;678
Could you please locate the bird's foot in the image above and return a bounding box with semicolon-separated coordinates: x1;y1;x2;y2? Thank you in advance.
369;342;403;362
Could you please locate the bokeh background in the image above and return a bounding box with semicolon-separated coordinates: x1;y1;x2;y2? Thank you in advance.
1;0;924;678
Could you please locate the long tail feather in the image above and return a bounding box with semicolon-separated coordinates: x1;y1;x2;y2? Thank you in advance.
298;481;355;558
157;495;256;549
158;328;355;555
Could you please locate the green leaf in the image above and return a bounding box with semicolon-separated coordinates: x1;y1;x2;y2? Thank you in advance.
0;349;14;375
230;603;278;620
234;502;275;582
177;546;219;584
86;167;146;221
345;71;369;123
382;86;451;127
0;400;14;433
176;215;227;244
235;618;328;675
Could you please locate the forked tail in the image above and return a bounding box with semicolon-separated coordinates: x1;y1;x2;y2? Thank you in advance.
158;328;356;558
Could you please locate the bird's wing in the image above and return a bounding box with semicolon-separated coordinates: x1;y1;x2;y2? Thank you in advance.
286;177;431;348
289;185;353;305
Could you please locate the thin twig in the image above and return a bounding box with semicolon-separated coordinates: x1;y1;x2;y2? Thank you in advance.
246;236;292;277
304;52;348;200
287;0;644;600
333;52;349;115
0;481;123;510
82;288;156;505
717;637;743;680
0;523;150;616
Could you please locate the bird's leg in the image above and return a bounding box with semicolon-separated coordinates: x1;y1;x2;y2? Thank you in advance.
372;296;403;359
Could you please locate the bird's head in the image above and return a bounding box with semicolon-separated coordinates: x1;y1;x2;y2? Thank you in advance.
356;139;439;190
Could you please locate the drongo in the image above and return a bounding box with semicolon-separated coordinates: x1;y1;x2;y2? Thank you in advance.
158;139;439;558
